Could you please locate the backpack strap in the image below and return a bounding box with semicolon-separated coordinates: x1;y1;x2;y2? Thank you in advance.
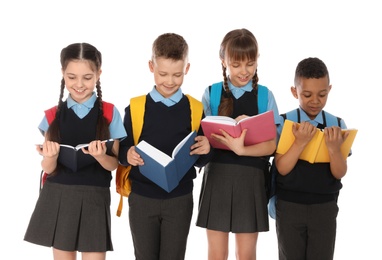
130;95;146;145
322;111;342;127
210;82;223;116
129;94;201;142
210;82;269;115
283;109;341;127
186;94;203;131
102;101;114;124
44;101;114;125
116;95;146;217
257;85;268;114
280;113;286;121
41;101;114;192
116;94;202;217
45;106;57;125
283;109;300;122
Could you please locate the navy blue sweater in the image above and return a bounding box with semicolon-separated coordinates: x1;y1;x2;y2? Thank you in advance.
47;100;112;187
119;94;212;199
210;90;271;170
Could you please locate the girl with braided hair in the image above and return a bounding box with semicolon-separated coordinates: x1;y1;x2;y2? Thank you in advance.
24;42;126;260
196;28;281;259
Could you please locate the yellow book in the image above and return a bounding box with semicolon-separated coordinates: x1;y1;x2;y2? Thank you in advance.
276;120;358;163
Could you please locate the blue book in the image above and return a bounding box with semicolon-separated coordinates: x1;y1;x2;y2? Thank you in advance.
56;139;114;172
135;131;199;192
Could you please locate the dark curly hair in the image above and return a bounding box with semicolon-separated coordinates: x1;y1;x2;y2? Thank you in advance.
294;57;330;86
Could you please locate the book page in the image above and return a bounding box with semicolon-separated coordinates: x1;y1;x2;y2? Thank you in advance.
237;113;263;124
136;141;172;167
202;116;238;125
59;138;114;151
276;120;357;163
202;110;276;150
59;144;79;150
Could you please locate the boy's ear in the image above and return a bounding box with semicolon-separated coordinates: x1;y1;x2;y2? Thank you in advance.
148;60;154;72
291;86;298;99
184;63;190;74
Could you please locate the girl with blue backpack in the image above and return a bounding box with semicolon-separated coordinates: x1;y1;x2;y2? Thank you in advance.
196;28;281;259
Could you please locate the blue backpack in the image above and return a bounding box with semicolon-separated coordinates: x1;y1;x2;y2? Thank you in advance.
267;109;342;219
210;82;269;115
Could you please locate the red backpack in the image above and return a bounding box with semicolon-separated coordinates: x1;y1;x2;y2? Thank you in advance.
39;101;114;191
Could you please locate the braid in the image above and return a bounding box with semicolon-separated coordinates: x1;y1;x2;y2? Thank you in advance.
58;78;65;106
95;79;110;140
252;69;259;97
56;42;110;141
46;79;66;142
217;28;259;117
219;64;233;116
96;79;103;111
222;64;229;93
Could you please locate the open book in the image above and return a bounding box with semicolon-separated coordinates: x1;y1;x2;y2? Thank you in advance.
201;110;276;150
276;120;357;163
56;139;114;172
135;131;199;192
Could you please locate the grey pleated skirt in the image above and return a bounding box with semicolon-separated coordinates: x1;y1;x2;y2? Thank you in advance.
196;162;269;233
24;181;113;252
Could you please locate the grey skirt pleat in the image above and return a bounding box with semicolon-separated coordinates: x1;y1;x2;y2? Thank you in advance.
24;181;113;252
196;162;269;233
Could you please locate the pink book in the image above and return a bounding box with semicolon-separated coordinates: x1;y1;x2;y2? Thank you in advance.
201;110;276;150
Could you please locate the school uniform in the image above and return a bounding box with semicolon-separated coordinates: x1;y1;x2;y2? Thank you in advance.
275;107;347;260
24;93;127;252
196;81;281;233
118;87;212;260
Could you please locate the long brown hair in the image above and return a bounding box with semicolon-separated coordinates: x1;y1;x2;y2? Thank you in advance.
218;28;260;116
46;43;110;142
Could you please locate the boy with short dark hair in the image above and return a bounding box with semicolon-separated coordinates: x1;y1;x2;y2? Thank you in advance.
273;57;352;260
118;33;212;260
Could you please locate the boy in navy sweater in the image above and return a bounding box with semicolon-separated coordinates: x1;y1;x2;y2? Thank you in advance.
274;57;352;260
118;33;212;260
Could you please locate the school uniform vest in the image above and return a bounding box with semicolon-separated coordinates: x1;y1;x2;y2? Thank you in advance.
47;101;112;187
211;90;269;170
276;109;343;204
128;95;196;199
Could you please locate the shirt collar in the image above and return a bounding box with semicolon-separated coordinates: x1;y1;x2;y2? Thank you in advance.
66;92;97;109
228;79;253;99
149;86;183;106
298;107;324;126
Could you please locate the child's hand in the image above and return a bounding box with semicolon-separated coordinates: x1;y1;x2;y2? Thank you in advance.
212;128;247;155
82;140;107;157
38;141;60;174
235;114;249;122
190;135;211;155
37;141;60;158
292;121;316;147
324;126;347;152
127;146;144;166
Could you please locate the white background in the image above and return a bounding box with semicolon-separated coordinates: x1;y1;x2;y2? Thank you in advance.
1;0;380;259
